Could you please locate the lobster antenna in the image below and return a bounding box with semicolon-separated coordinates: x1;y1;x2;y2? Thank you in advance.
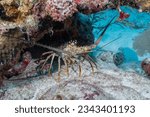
90;35;121;53
94;14;117;46
4;14;118;56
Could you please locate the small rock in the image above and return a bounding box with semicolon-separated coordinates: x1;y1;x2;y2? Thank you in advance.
113;52;125;66
99;51;114;63
141;58;150;76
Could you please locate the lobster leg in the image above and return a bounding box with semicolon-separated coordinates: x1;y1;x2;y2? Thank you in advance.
62;57;69;77
78;62;82;77
42;54;53;69
42;51;53;56
86;55;97;69
81;54;97;74
57;56;61;81
48;53;56;76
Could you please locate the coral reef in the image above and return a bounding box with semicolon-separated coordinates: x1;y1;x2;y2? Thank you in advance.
0;0;150;101
0;0;148;85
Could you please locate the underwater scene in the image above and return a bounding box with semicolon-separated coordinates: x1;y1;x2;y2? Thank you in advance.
0;0;150;100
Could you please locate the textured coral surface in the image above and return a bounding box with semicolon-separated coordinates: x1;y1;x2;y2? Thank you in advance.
45;0;77;21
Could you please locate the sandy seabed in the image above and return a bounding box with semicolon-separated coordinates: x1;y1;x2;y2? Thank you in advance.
0;53;150;100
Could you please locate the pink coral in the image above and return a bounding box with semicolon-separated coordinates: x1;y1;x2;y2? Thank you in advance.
45;0;77;21
32;0;47;20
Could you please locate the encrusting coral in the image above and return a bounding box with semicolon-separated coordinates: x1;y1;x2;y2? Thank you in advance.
45;0;77;21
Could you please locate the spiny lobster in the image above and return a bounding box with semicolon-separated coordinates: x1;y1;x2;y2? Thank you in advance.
0;13;118;85
22;14;117;81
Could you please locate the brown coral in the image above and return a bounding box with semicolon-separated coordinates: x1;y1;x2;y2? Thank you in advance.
0;28;25;64
137;0;150;11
